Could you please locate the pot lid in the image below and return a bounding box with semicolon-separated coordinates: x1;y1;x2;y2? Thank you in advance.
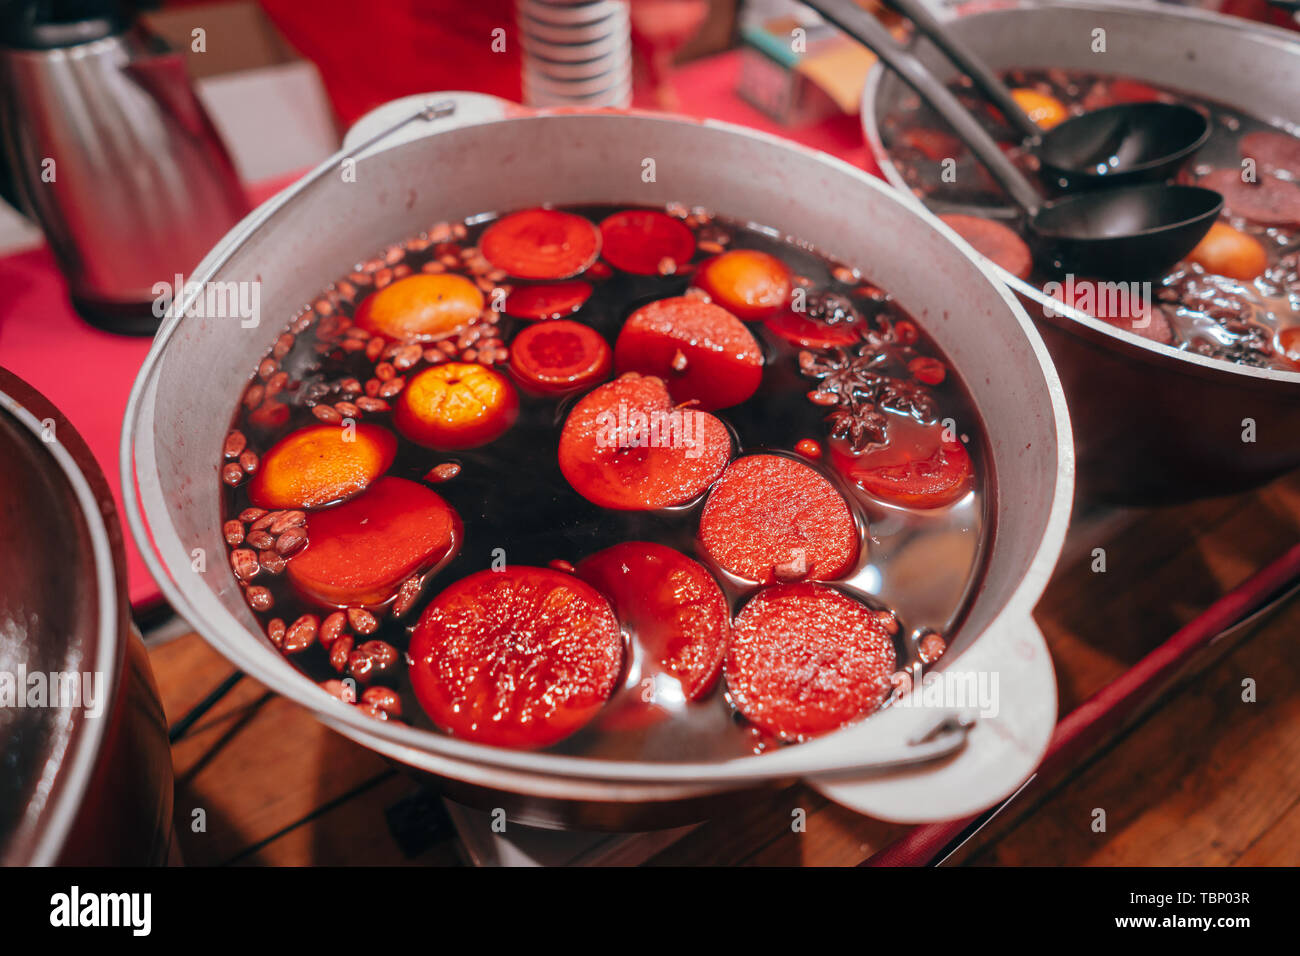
0;369;124;865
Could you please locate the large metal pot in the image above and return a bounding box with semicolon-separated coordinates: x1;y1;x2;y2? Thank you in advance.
1;369;174;865
862;0;1300;504
123;92;1073;829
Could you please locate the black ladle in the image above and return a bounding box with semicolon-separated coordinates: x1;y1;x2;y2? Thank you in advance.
878;0;1212;191
805;0;1222;280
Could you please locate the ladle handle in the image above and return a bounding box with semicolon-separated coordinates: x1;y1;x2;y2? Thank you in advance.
883;0;1043;142
803;0;1043;215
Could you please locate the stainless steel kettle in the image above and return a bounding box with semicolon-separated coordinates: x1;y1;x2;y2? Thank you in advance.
0;0;248;334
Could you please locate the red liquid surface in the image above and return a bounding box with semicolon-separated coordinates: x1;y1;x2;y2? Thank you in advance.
220;205;993;759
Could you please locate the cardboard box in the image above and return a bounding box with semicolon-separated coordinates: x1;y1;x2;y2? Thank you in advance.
737;1;882;127
144;1;340;183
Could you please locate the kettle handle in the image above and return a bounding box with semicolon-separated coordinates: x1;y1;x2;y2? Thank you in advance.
122;50;212;138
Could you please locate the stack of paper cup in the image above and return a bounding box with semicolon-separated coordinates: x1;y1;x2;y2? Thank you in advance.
518;1;633;109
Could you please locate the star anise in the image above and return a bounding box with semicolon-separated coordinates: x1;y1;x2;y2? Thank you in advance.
826;402;888;451
798;346;848;379
878;377;938;423
798;347;889;406
799;336;942;452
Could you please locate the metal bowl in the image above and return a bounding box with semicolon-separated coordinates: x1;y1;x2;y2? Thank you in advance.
862;0;1300;504
123;92;1073;829
0;369;174;864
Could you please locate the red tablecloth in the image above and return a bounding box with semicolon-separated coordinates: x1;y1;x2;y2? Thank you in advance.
0;48;876;610
1;247;159;605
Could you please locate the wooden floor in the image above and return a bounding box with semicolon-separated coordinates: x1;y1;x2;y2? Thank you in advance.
149;471;1300;866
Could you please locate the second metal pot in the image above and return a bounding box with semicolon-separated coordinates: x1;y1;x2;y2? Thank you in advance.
0;369;174;865
862;0;1300;504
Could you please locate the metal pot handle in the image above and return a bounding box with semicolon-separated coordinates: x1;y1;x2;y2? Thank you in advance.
808;611;1058;822
342;91;516;155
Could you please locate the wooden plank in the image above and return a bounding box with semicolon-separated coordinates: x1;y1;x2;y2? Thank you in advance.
965;598;1300;866
1035;476;1300;715
152;636;394;865
741;797;905;866
644;785;818;865
1234;796;1300;866
147;631;245;727
234;775;463;867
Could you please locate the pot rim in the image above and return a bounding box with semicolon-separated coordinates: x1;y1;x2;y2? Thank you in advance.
0;372;123;866
859;0;1300;386
121;97;1074;787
